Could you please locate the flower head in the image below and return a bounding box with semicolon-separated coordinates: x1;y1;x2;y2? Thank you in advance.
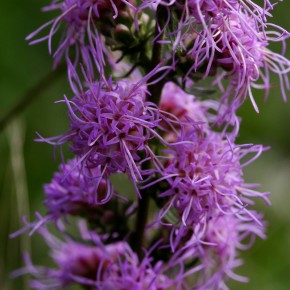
142;0;289;120
26;0;136;70
158;128;270;250
15;224;176;290
178;211;266;289
66;80;157;188
44;159;115;217
38;66;183;197
160;82;212;125
210;12;290;118
176;1;290;119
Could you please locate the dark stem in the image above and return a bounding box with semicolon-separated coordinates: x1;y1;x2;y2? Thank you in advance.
131;13;165;259
0;64;66;133
131;186;151;258
146;20;166;104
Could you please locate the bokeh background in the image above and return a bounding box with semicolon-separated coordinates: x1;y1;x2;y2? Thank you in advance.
0;1;290;289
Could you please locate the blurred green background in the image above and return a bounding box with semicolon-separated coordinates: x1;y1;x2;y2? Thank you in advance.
0;1;290;289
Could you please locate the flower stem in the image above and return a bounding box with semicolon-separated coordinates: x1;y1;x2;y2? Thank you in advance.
146;16;166;104
131;187;151;258
131;13;165;259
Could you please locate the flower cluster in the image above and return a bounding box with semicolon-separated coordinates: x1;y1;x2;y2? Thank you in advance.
26;0;136;71
14;223;176;289
159;128;269;251
14;0;290;289
148;0;290;120
176;211;266;289
39;66;186;197
44;158;115;215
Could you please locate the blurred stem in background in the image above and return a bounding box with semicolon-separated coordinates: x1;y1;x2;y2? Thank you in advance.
0;64;66;133
1;119;30;290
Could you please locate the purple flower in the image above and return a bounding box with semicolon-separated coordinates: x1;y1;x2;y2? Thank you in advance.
159;81;241;132
38;66;182;197
209;13;290;117
160;82;214;125
66;81;154;189
178;2;290;117
43;158;117;219
26;0;136;70
98;246;175;289
10;158;134;239
185;0;272;25
14;224;176;290
158;129;270;251
142;0;289;119
176;211;266;289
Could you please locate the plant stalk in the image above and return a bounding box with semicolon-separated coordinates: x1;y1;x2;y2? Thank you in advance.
131;14;165;259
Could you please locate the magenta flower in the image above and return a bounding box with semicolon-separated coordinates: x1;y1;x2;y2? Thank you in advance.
37;66;183;197
141;1;289;119
160;82;214;125
158;129;270;251
15;0;286;288
9;158;133;239
14;224;176;290
65;81;155;191
176;211;266;289
175;1;290;118
44;158;115;217
159;81;241;131
209;13;290;118
26;0;136;69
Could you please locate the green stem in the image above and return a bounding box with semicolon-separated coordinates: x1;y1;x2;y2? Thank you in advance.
131;13;165;259
146;22;166;104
